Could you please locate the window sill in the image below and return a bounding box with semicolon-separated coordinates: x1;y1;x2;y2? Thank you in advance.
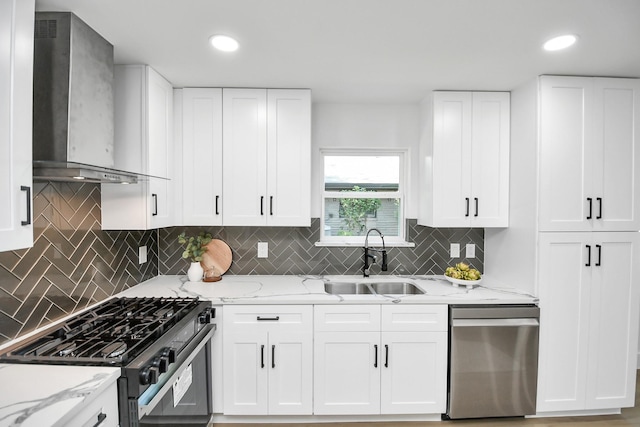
314;241;415;248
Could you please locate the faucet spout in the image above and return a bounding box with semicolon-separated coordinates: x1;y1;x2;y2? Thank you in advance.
363;228;388;277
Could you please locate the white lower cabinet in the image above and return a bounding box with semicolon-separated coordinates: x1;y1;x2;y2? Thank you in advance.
66;379;118;427
537;232;640;412
313;305;448;415
223;305;313;415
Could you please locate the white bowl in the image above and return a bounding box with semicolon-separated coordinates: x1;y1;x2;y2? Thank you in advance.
445;276;482;288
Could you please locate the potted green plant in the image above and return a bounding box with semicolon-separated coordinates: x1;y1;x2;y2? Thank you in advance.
178;231;213;281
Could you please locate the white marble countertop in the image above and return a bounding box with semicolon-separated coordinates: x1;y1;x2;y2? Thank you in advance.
0;364;119;427
118;274;537;305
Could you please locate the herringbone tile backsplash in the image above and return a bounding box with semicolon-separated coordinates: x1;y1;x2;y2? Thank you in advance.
160;219;483;277
0;182;157;344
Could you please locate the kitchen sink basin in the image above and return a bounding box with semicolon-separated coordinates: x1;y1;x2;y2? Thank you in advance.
323;280;424;295
368;282;424;295
324;282;374;295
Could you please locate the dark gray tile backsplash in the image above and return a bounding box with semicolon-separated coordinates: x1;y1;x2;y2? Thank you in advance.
160;219;483;277
0;182;157;344
0;182;483;346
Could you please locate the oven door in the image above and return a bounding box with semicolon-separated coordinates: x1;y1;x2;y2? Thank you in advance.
136;324;215;426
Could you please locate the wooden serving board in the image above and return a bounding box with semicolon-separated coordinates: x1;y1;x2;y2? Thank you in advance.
200;239;232;276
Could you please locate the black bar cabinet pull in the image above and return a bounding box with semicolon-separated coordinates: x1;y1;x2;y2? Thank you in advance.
20;186;31;225
384;344;389;368
465;198;470;217
152;193;158;216
586;197;592;220
272;345;275;368
474;197;479;217
596;244;602;266
261;345;265;368
270;196;273;215
585;245;591;267
374;344;378;368
597;197;602;219
260;196;264;215
93;412;107;427
257;316;280;321
215;195;220;215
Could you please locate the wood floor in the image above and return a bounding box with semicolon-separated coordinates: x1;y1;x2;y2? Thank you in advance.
216;372;640;426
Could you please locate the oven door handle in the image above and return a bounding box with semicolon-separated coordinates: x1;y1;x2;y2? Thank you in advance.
138;324;216;418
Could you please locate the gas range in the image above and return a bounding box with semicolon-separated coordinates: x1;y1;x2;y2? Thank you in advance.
0;297;216;427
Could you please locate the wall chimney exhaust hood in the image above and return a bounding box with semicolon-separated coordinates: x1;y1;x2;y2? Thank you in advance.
32;12;143;184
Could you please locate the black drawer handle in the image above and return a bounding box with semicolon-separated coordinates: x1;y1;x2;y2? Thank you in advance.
374;344;378;368
586;197;592;220
597;197;602;219
474;197;478;217
465;198;470;217
585;244;591;267
595;244;602;266
215;195;220;215
257;316;280;321
270;196;273;216
93;412;107;427
260;196;264;215
20;186;31;225
261;344;265;368
384;344;389;368
152;193;158;216
272;344;275;368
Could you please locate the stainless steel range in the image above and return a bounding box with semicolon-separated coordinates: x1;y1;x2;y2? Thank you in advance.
0;297;216;427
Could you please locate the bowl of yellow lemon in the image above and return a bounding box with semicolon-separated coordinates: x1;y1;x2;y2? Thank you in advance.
444;263;482;289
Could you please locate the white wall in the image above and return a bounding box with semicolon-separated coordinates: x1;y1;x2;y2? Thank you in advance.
310;103;421;218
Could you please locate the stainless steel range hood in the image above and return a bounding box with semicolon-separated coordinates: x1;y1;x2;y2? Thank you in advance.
32;12;139;184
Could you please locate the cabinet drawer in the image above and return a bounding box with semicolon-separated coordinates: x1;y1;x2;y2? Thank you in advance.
382;305;448;332
66;380;119;427
314;305;381;332
224;305;312;332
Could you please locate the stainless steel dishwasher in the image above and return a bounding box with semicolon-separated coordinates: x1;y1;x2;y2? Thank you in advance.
446;304;540;419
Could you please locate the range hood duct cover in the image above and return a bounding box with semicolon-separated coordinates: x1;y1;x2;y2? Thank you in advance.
32;12;138;184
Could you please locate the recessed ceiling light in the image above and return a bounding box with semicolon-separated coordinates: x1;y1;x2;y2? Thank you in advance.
209;35;239;52
543;34;578;51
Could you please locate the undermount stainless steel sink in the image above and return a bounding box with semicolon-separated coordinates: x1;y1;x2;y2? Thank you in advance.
324;282;374;295
368;282;424;295
323;281;424;295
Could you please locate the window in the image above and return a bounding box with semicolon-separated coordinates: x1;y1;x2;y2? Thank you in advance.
320;150;406;245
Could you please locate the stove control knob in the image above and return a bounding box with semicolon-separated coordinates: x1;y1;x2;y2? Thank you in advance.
151;355;169;374
198;308;213;324
139;366;159;385
161;347;177;364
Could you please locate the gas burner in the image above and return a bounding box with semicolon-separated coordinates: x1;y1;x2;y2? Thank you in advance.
154;308;174;319
56;342;76;357
101;341;127;358
112;324;131;337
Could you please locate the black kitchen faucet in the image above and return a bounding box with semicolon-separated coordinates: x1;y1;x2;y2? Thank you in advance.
363;228;388;277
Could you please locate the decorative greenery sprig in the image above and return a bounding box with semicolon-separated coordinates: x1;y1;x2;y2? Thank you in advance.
178;231;213;262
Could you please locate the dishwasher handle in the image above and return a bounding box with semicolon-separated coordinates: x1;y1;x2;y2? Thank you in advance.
452;318;539;327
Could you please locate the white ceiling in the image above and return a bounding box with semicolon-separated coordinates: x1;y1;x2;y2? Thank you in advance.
35;0;640;103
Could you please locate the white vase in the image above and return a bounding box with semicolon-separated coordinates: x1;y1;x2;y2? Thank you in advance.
187;262;204;282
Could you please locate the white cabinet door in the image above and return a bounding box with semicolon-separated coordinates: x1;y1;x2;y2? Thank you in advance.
313;331;381;415
0;0;34;252
102;65;173;230
424;91;509;228
222;88;311;227
380;331;447;414
181;88;223;225
585;232;639;409
537;232;640;412
592;79;640;232
470;92;510;227
266;89;311;226
539;76;640;232
223;331;269;415
267;331;313;415
222;88;267;226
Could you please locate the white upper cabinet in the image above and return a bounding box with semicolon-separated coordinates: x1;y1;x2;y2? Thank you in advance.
0;0;34;252
102;65;174;230
420;91;510;228
539;76;640;232
179;88;223;226
222;88;311;227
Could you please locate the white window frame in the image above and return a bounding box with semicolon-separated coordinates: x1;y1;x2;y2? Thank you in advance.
318;148;411;247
